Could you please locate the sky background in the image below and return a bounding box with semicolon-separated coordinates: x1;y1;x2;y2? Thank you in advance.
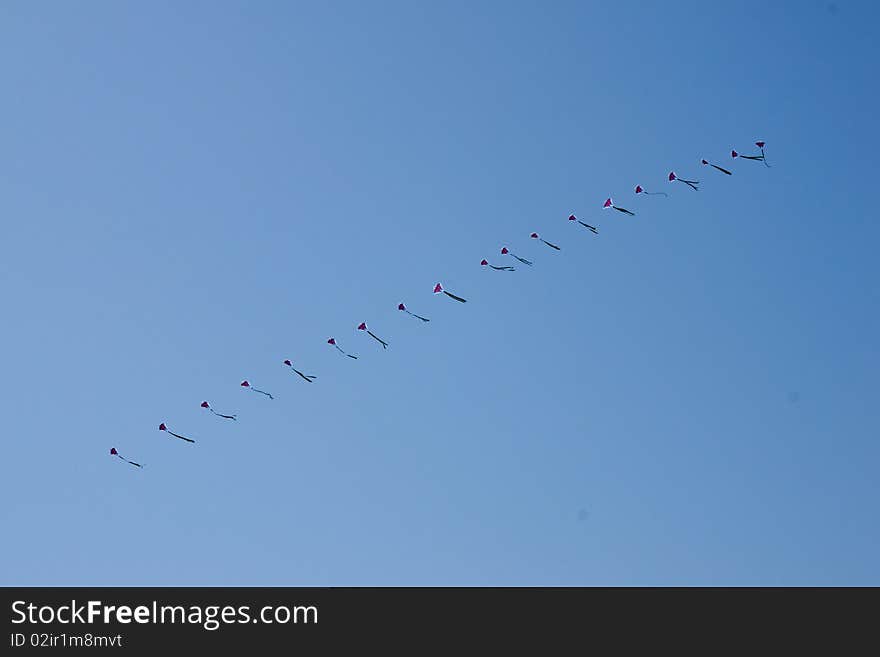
1;0;878;586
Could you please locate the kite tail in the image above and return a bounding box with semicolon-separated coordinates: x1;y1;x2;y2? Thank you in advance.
210;409;237;420
678;179;699;191
443;290;468;303
740;154;764;161
512;254;533;266
294;368;316;382
115;454;141;468
642;191;668;196
406;310;430;322
711;164;733;175
168;430;195;443
614;206;635;216
577;221;598;234
541;239;561;250
252;387;274;399
489;264;515;271
760;149;771;167
334;344;359;359
367;330;389;349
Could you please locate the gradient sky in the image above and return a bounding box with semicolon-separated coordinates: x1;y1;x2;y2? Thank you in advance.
2;0;878;585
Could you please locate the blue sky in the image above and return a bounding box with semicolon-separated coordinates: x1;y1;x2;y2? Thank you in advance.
1;0;877;585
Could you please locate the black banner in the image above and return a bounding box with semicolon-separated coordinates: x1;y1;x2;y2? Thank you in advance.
1;587;872;651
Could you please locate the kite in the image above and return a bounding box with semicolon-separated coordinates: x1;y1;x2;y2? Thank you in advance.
159;422;195;443
327;337;358;359
240;380;274;399
701;158;732;175
398;302;430;322
481;258;515;271
530;232;561;250
357;321;389;349
500;247;532;266
200;400;236;420
756;140;770;166
283;359;316;382
732;141;770;167
668;171;699;191
433;282;467;303
568;214;598;234
634;184;667;197
603;197;635;216
110;447;142;468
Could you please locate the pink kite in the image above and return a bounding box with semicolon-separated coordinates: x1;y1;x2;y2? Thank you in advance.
603;197;635;216
328;337;358;359
500;246;532;266
159;422;195;443
357;321;389;349
240;379;274;399
530;232;561;250
283;359;316;382
568;214;598;234
701;158;732;176
110;447;142;468
634;184;667;197
398;302;430;322
200;400;237;420
481;258;515;271
732;141;770;167
433;282;467;303
668;171;699;191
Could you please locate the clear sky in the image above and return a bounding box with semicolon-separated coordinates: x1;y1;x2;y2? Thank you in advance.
1;1;878;586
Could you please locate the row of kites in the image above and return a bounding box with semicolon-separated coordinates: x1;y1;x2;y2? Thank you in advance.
110;142;771;469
